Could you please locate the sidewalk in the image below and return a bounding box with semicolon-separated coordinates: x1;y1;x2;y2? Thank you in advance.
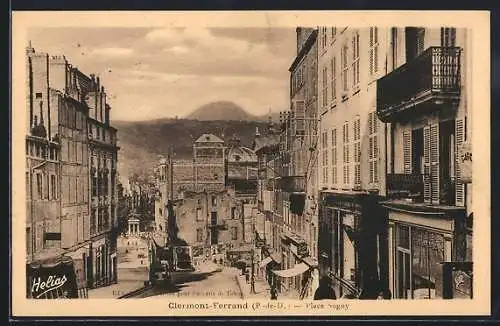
234;269;270;299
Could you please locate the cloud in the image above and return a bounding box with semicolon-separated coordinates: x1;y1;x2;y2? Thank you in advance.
29;27;296;121
91;47;134;57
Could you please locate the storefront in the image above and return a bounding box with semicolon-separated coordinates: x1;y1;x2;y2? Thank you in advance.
383;201;469;299
26;255;87;299
318;191;388;299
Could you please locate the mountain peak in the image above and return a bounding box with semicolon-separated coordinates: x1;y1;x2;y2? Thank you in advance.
185;101;251;121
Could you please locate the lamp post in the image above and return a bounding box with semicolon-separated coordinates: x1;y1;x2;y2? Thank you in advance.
250;248;256;294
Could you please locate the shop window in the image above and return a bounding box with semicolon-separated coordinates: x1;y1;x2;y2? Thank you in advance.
411;228;445;299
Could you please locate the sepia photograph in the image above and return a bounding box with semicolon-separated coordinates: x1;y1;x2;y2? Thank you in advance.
11;11;490;317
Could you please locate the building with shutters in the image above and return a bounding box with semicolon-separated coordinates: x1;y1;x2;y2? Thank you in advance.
316;27;391;299
25;44;119;291
376;27;472;299
267;27;319;299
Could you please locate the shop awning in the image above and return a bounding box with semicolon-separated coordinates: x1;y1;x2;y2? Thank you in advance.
270;253;282;264
259;256;273;268
272;262;309;278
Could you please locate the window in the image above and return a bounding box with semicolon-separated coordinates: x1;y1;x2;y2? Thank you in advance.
50;174;57;200
331;27;337;41
92;173;98;197
353;118;361;186
159;207;163;216
45;173;49;199
196;208;203;221
231;207;236;219
341;43;349;94
231;227;238;241
405;27;425;62
36;173;43;199
211;196;217;206
322;27;327;49
322;66;328;109
369;27;379;76
351;31;360;89
321;131;328;186
35;93;42;99
331;57;337;103
196;228;203;243
441;27;456;47
368;112;379;184
331;129;337;185
343;122;350;185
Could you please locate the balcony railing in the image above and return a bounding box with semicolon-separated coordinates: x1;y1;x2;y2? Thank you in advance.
386;173;424;201
207;221;228;230
280;176;306;193
377;47;461;122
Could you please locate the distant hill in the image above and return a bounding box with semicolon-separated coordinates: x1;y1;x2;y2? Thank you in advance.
186;101;252;121
113;118;273;179
185;100;284;122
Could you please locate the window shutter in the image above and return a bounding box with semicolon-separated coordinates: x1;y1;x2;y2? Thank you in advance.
423;126;431;202
430;123;440;204
455;118;465;206
293;100;305;133
403;131;412;174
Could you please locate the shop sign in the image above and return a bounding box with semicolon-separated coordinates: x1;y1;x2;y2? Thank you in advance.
452;270;472;298
297;243;309;257
458;142;472;184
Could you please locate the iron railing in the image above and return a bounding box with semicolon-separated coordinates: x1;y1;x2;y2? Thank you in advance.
377;47;461;122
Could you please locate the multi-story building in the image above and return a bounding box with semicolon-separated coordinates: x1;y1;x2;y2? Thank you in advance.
25;44;119;291
253;124;283;283
86;73;120;288
376;27;472;299
155;134;251;260
272;27;319;299
316;27;390;299
225;133;258;202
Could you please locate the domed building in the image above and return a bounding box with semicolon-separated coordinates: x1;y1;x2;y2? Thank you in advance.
225;134;258;200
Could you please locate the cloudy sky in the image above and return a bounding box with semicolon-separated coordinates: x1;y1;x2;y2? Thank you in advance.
28;27;297;121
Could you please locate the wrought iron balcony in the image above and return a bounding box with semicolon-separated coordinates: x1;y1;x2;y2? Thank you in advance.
386;173;424;201
377;47;461;123
207;221;228;230
279;175;306;193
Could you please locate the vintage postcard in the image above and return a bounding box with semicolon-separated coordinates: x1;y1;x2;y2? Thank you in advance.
11;11;490;317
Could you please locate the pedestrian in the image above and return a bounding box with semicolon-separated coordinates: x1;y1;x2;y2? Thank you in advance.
245;271;250;284
314;276;336;300
270;285;278;300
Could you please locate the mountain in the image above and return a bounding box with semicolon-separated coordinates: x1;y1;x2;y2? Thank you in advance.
113;118;272;180
185;100;284;122
185;101;253;121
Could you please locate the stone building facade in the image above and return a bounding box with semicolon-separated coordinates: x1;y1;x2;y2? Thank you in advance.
25;44;119;290
377;27;472;299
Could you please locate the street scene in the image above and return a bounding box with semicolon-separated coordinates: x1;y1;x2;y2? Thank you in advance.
24;24;473;301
